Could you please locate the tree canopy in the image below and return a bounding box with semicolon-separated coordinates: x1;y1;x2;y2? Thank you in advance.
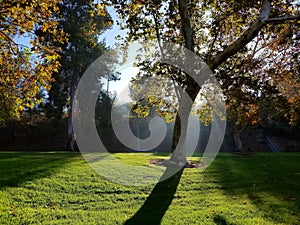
0;0;68;121
42;0;112;121
111;0;300;153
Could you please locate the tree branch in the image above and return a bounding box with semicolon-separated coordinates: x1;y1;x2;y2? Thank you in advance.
208;20;265;70
151;11;183;99
251;35;260;59
178;0;194;52
264;15;300;23
152;12;164;58
0;30;14;43
259;0;271;21
208;0;300;71
208;0;272;70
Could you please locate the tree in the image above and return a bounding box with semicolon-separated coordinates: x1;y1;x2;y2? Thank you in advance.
216;17;300;151
96;90;116;130
112;0;300;161
106;72;121;95
0;0;68;122
39;0;112;150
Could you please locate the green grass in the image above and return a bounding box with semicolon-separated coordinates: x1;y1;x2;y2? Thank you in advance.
0;152;299;224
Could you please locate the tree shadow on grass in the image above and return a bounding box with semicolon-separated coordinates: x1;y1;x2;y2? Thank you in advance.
208;153;300;224
213;215;234;225
0;152;80;188
124;166;184;225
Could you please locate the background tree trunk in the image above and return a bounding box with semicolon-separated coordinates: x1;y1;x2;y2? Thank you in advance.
66;72;79;151
233;128;244;153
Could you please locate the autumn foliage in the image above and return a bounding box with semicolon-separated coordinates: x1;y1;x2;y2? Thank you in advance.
0;0;68;121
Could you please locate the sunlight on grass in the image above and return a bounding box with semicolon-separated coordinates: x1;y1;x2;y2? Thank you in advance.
0;152;299;224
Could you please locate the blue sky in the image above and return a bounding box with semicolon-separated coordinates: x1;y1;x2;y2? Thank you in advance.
100;7;125;47
99;7;139;97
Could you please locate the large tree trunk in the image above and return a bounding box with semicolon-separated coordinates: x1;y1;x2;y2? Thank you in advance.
169;0;196;165
170;83;199;165
171;115;180;153
169;97;192;165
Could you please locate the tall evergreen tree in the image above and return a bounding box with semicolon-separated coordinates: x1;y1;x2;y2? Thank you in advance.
42;0;112;150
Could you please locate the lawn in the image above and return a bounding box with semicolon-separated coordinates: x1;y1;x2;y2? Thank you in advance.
0;152;299;224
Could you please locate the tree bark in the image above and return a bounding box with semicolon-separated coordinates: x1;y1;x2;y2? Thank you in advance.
66;71;79;151
169;0;195;165
178;0;194;51
171;115;181;153
233;128;244;153
170;82;199;164
169;95;192;165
